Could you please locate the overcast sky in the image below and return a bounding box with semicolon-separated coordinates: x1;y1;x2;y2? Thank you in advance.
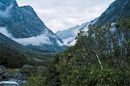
16;0;115;32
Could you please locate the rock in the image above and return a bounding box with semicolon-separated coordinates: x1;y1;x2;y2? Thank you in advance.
0;65;46;83
96;0;130;25
0;65;5;70
0;67;26;83
0;73;8;81
21;65;34;76
21;65;33;72
0;0;65;51
0;66;5;80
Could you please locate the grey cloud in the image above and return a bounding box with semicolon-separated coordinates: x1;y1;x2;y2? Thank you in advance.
16;0;115;32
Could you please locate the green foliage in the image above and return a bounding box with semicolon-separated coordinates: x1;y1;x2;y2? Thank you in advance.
3;18;130;86
52;18;130;86
20;18;130;86
0;45;32;68
22;56;61;86
115;18;130;29
20;75;46;86
0;43;50;68
27;75;46;86
3;68;18;74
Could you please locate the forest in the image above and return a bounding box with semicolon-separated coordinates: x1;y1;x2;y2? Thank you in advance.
20;18;130;86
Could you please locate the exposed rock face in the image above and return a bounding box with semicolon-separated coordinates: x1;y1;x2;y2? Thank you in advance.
96;0;130;25
0;0;50;38
0;0;65;51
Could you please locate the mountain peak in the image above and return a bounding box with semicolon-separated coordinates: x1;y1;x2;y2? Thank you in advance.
20;5;33;10
0;0;18;7
0;0;65;51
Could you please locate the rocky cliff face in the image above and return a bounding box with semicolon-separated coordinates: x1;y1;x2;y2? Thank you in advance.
0;0;65;51
96;0;130;25
0;0;49;38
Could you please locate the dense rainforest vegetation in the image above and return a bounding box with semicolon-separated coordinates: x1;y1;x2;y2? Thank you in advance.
22;18;130;86
2;18;130;86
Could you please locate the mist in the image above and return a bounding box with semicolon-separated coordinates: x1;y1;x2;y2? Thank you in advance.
0;27;56;46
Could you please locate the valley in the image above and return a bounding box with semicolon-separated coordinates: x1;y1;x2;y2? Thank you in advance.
0;0;130;86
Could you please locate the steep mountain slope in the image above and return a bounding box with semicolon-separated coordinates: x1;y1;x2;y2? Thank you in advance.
57;0;130;46
0;32;50;68
0;0;65;51
56;22;89;46
96;0;130;25
0;32;49;57
56;18;98;46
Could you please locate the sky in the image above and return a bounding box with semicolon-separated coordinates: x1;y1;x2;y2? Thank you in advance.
16;0;115;33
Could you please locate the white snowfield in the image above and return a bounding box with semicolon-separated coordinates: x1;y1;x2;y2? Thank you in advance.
0;81;19;86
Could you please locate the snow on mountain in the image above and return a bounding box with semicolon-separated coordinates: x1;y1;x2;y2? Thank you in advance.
0;0;65;51
56;18;99;46
0;3;13;18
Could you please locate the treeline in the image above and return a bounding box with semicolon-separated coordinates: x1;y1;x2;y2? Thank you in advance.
0;44;33;68
0;44;48;68
22;18;130;86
